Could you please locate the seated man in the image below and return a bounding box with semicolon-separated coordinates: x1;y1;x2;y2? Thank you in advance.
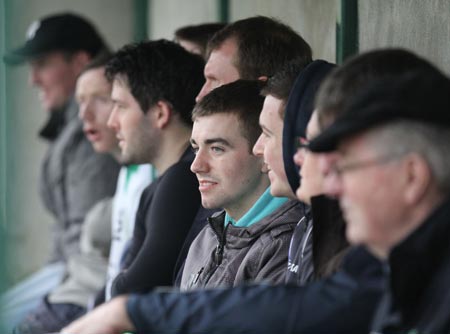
253;59;343;284
1;14;120;330
13;52;121;334
310;68;450;333
181;80;301;290
104;39;206;297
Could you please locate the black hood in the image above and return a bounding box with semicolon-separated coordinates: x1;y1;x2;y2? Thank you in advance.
283;60;336;193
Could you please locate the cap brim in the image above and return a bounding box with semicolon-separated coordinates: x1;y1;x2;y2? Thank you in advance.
309;104;400;152
3;43;49;65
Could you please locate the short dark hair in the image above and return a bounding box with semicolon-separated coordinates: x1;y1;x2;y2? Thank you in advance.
192;80;264;150
174;22;226;58
315;48;439;129
207;16;312;79
261;58;311;118
105;39;205;126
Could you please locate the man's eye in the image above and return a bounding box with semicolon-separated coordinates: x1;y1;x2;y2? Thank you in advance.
211;146;224;153
191;146;199;154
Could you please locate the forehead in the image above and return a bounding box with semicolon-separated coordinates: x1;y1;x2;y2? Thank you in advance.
260;95;284;127
205;39;238;77
306;112;320;139
111;77;130;95
29;51;68;66
192;113;244;140
111;77;141;106
76;67;109;92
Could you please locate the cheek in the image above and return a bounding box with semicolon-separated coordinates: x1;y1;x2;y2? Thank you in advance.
231;156;262;182
266;142;282;168
97;107;113;126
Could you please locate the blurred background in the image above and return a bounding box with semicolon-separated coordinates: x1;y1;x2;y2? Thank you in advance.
1;0;449;292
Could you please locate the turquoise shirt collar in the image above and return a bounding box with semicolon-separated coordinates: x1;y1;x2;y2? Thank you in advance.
224;187;289;228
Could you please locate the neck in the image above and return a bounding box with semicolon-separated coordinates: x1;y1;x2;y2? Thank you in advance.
152;124;192;175
225;177;271;221
111;147;122;162
372;190;446;260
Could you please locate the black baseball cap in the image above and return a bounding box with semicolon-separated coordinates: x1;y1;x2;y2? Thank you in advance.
309;69;450;153
4;12;106;65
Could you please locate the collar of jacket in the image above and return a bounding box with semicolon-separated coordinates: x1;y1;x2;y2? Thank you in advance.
207;199;302;249
388;196;450;324
310;195;350;279
224;187;288;228
39;96;77;141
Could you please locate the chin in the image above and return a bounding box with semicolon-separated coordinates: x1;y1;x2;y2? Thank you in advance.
345;225;364;246
269;186;284;198
92;143;105;153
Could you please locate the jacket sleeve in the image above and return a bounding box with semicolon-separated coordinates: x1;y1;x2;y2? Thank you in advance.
126;247;385;334
111;161;201;295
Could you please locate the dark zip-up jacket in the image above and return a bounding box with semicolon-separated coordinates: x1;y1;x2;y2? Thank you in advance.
286;196;350;285
180;200;301;290
370;197;450;333
127;246;384;333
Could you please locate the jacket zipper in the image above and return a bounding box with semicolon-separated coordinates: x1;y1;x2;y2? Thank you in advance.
203;221;229;285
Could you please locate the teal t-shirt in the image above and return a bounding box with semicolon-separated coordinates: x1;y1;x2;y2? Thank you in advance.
224;187;289;228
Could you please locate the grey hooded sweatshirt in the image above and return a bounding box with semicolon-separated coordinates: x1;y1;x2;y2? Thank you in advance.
181;200;302;290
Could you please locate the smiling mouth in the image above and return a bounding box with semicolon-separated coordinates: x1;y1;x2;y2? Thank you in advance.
198;180;217;191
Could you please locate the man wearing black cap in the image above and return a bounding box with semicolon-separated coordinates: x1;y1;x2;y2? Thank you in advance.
2;12;119;331
309;69;450;333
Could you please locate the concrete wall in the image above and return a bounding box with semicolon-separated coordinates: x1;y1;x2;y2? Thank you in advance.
149;0;218;39
147;0;337;61
359;0;450;73
229;0;337;62
3;0;134;286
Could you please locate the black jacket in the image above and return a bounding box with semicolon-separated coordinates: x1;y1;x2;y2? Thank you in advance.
371;197;450;333
111;148;203;296
286;195;349;285
127;246;384;334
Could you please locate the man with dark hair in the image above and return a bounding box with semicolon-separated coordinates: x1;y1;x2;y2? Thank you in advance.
174;22;226;59
195;15;312;101
102;39;206;298
1;13;120;331
181;80;300;290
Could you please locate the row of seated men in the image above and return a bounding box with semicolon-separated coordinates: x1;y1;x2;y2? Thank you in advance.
2;12;449;334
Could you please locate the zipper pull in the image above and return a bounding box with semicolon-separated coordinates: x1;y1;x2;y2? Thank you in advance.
191;267;204;287
215;244;224;265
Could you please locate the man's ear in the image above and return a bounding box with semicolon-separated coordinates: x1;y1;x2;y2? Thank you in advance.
403;153;433;205
152;100;172;129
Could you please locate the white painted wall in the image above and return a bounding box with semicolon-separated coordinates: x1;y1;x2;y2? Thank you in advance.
359;0;450;73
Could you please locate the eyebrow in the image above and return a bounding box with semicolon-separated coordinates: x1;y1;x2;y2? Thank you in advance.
260;123;273;135
190;137;232;147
